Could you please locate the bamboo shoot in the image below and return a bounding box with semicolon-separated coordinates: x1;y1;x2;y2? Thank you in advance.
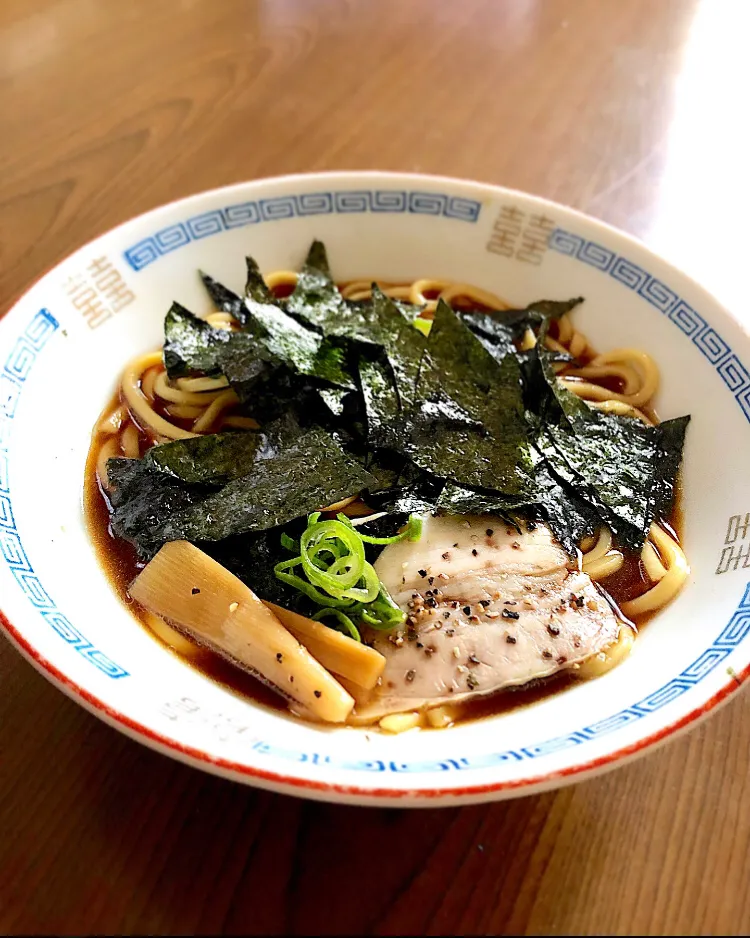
129;541;354;723
266;602;385;689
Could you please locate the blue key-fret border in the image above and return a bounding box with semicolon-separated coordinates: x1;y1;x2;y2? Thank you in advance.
4;228;750;771
122;190;482;271
548;227;750;419
0;309;128;679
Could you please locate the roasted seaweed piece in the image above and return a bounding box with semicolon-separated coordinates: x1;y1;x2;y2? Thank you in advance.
144;431;267;485
199;271;244;322
367;462;445;516
286;244;427;367
285;240;369;340
243;254;275;305
199;256;275;327
392;300;535;496
142;414;310;487
539;417;660;547
158;428;376;542
461;298;583;362
204;521;310;611
163;302;276;399
651;415;690;520
163;290;356;422
357;350;401;447
244;298;355;389
106;457;207;559
367;287;426;410
530;323;689;548
108;427;378;555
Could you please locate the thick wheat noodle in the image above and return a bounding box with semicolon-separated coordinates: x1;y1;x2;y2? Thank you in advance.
519;327;536;352
408;278;448;309
582;527;614;563
621;524;689;617
544;335;571;357
340;281;411;301
120;423;140;458
164;403;205;419
555;315;659;405
409;278;511;313
121;352;198;441
580;527;625;581
382;285;413;300
590;399;652;424
341;279;510;314
555;315;575;343
264;270;299;290
205;312;235;330
556;315;591;359
530;326;589;362
439;282;511;309
569;362;642;394
642;540;668;581
141;610;198;657
119;358;239;448
568;332;588;359
563;348;659;407
97;404;126;436
177;375;229;392
342;287;374;301
584;552;625;581
339;280;372;298
191;389;240;433
222;415;259;430
578;524;685;616
389;285;413;300
141;366;159;401
123;349;240;440
322;495;360;512
576;625;636;678
580;533;596;552
153;370;228;406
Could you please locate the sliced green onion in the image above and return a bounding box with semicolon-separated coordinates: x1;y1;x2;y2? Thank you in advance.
360;586;408;629
273;557;356;608
337;512;423;545
280;532;298;552
311;608;362;643
412;316;432;337
274;510;422;634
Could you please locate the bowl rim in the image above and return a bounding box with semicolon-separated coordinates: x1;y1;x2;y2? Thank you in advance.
2;169;748;806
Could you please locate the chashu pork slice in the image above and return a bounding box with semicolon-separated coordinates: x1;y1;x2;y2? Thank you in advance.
353;515;622;720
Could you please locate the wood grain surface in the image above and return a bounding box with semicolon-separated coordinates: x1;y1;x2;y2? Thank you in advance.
2;1;750;934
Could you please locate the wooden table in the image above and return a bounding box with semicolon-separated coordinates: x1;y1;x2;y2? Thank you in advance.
2;1;749;933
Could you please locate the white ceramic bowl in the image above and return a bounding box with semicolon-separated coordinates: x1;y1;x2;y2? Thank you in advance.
2;172;748;806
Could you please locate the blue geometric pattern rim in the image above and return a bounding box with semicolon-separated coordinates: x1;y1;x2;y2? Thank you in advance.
123;189;483;272
2;234;749;769
0;309;128;679
549;227;750;423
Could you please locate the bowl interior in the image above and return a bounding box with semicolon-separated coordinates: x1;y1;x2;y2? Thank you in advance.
2;173;749;804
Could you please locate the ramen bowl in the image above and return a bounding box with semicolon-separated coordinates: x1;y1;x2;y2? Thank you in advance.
1;171;748;806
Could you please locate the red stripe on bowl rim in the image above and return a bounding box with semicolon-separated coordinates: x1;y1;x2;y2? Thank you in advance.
1;604;747;805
